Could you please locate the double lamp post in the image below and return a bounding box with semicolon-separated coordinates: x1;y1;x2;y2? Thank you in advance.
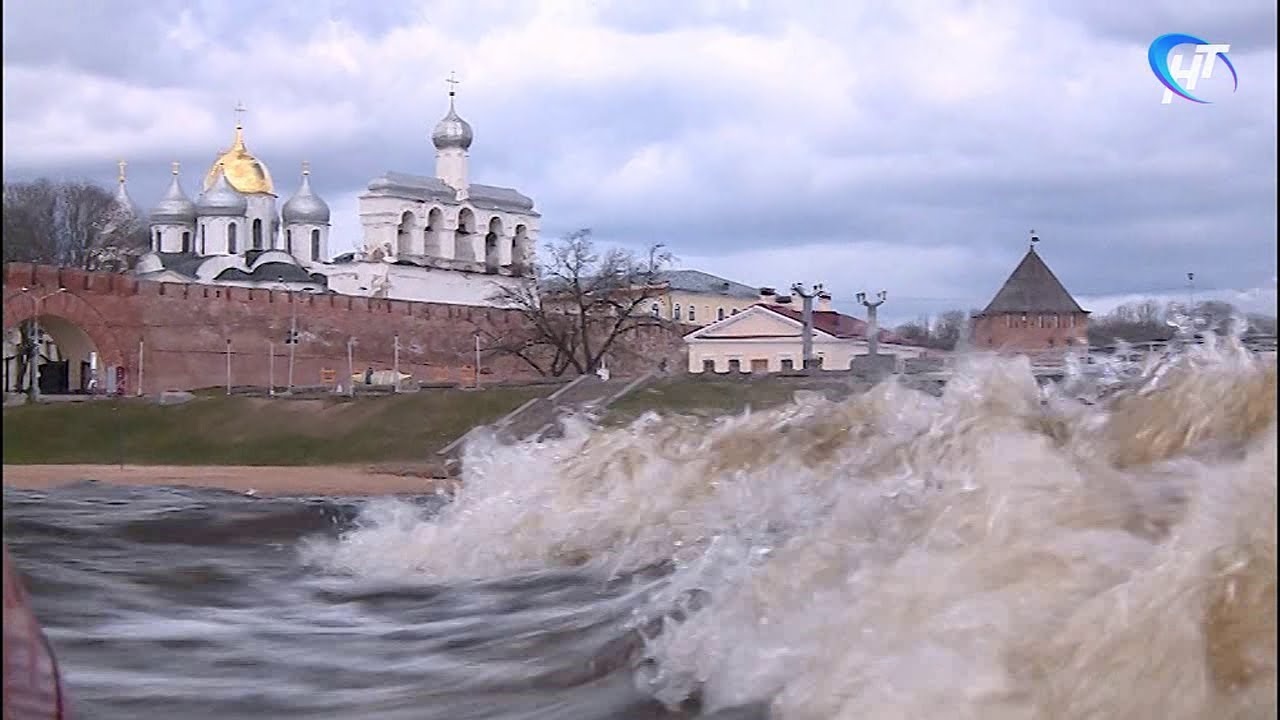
17;287;66;402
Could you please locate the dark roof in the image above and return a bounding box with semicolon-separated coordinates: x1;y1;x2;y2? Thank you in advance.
468;184;537;214
658;270;759;299
215;261;324;285
365;171;539;216
152;252;206;278
979;247;1086;315
539;268;757;297
764;304;902;343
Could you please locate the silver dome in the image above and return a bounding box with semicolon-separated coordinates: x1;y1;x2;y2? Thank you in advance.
150;166;196;225
281;168;330;224
431;95;473;151
110;161;141;218
196;166;248;217
113;179;140;218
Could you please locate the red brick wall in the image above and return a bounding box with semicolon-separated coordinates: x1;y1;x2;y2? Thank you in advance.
3;263;687;392
971;311;1089;353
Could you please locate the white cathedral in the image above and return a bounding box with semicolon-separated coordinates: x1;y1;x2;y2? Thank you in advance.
125;85;540;305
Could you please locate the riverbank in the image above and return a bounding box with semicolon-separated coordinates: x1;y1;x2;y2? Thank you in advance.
1;464;453;496
2;376;880;496
2;386;552;466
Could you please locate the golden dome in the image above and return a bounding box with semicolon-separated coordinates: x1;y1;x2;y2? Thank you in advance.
203;124;274;195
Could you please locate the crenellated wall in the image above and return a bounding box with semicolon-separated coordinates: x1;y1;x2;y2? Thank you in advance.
2;263;685;394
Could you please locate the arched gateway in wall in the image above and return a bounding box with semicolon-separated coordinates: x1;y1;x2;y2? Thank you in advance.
2;287;129;394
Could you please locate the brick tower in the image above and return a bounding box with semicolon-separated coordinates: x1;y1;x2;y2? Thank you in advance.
971;234;1089;354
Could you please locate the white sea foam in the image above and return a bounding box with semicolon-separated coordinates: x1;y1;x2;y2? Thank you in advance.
311;333;1277;719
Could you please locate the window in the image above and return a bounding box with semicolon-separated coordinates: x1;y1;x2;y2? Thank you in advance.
286;229;293;255
1069;314;1075;328
200;226;206;255
673;304;681;320
181;231;191;253
1021;313;1028;327
153;230;160;251
228;223;238;254
311;229;321;261
1052;314;1059;328
252;219;263;250
717;307;726;321
1005;314;1012;328
688;306;696;322
732;308;740;315
651;303;660;317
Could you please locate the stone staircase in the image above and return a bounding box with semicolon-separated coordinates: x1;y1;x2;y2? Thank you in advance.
436;372;653;476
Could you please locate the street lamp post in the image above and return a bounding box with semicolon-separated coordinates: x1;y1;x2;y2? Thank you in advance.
276;278;310;395
346;337;356;398
18;287;66;402
856;290;888;357
791;283;823;370
287;294;298;393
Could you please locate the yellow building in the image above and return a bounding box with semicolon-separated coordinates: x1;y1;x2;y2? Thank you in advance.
540;269;761;328
641;270;761;327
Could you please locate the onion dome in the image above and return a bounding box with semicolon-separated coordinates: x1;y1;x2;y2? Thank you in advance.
281;162;330;224
150;162;197;224
431;90;473;151
112;160;141;217
202;110;275;195
196;164;248;217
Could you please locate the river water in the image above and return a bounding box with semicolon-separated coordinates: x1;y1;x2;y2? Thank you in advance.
3;334;1276;719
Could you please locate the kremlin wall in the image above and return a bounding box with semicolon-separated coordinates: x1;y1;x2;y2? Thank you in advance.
2;263;686;395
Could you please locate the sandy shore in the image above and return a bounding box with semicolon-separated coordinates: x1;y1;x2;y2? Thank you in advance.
2;464;452;496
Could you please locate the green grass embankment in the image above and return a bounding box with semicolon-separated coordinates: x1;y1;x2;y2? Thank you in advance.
2;387;550;466
3;375;870;466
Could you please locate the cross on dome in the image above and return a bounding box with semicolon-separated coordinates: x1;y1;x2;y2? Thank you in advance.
432;72;473;152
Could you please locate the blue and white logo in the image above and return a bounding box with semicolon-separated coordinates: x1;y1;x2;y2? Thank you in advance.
1148;34;1238;104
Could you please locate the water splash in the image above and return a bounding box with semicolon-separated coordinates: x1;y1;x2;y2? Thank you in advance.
310;340;1277;719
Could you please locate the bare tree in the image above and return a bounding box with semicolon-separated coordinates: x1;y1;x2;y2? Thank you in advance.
932;309;967;350
479;229;675;376
1194;299;1240;335
893;316;932;347
89;193;149;272
3;179;145;271
1246;313;1277;336
892;309;972;351
3;180;60;265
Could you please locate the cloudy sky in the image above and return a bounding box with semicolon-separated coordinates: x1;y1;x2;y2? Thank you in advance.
3;0;1276;323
